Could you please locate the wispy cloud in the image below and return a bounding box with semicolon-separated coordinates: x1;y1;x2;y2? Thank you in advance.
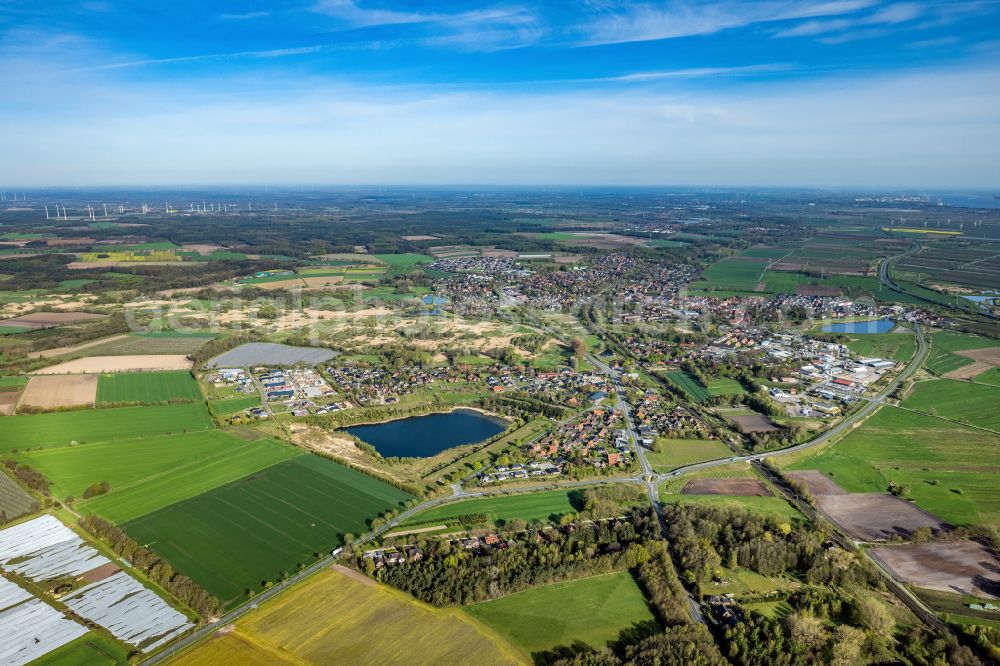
577;0;876;45
775;2;923;37
604;63;792;81
311;1;545;50
71;45;325;72
217;11;270;21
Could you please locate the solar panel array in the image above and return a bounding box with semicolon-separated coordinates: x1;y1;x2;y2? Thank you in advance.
0;516;193;655
63;572;193;652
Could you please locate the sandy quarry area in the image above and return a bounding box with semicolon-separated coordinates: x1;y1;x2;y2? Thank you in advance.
19;374;98;409
32;355;193;374
287;424;392;480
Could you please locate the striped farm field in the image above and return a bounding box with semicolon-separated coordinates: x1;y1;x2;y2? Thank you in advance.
123;455;414;606
172;568;524;665
96;370;201;405
12;431;301;522
666;370;710;401
901;379;1000;431
0;402;214;452
924;332;1000;376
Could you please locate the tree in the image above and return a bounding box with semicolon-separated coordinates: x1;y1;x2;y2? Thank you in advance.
829;625;865;666
785;611;827;657
852;595;894;635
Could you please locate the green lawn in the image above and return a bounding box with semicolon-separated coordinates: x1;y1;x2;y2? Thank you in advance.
901;379;1000;431
843;333;916;361
665;370;710;401
96;370;201;405
123;454;413;606
646;439;732;472
0;402;214;452
465;572;656;655
406;490;581;527
787;407;1000;527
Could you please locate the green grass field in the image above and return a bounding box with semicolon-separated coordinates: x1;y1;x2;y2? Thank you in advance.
646;439;732;472
465;571;656;655
0;375;27;389
975;367;1000;386
209;396;261;415
925;332;1000;376
124;454;413;606
406;490;581;527
787;407;1000;527
842;333;916;361
901;379;1000;431
706;377;747;397
658;491;803;522
665;370;710;401
373;253;433;271
96;370;201;405
0;402;214;452
33;633;128;666
13;430;301;521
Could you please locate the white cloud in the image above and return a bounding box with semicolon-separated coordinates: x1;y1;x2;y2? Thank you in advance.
775;2;923;37
0;60;997;188
578;0;876;45
217;11;271;21
310;1;545;51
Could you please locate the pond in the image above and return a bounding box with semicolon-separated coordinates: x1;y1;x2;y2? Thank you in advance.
345;408;507;458
821;319;896;334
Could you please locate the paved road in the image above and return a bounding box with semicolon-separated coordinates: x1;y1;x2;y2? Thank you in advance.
648;323;927;483
150;313;929;662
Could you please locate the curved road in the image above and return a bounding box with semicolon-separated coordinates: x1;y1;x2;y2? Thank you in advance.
149;310;929;664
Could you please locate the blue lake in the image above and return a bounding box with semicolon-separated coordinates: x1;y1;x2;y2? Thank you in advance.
822;319;896;334
345;408;507;458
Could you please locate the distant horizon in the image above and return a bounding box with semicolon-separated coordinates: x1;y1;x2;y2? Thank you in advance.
2;2;999;188
2;184;997;193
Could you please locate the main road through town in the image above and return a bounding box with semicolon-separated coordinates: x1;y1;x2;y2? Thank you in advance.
147;320;928;663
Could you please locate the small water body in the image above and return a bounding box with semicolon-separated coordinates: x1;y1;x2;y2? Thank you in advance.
933;192;1000;210
345;408;506;458
821;319;895;334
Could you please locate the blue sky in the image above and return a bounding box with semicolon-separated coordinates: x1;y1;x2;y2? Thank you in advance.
1;1;998;187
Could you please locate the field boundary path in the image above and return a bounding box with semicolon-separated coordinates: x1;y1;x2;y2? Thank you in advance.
146;323;929;663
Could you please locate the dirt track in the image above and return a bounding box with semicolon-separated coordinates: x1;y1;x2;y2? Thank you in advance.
19;375;98;409
28;334;130;359
682;478;772;497
870;540;999;599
